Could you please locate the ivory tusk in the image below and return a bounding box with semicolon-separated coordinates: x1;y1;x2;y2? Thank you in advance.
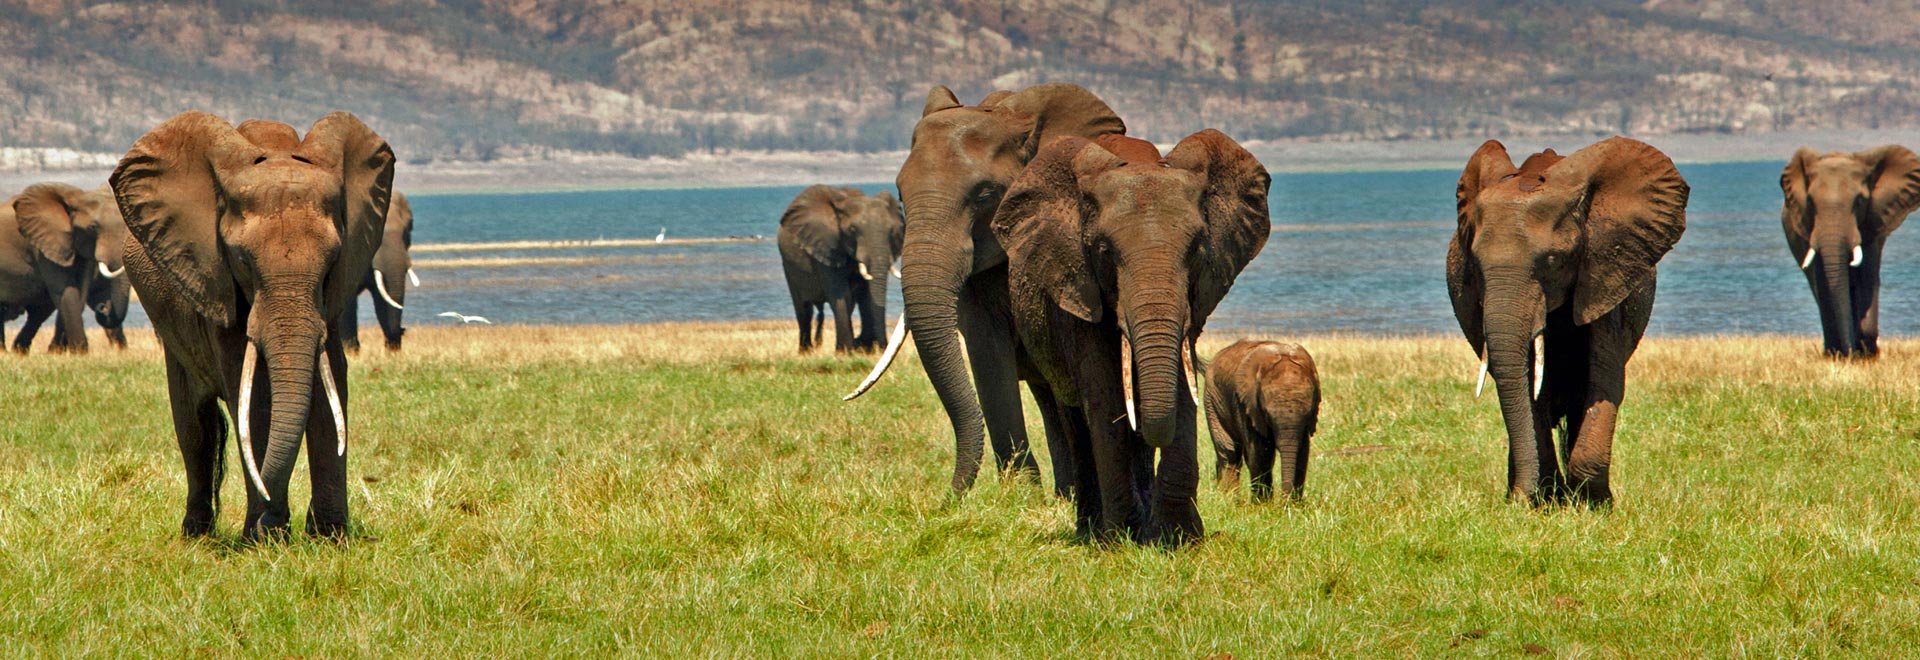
857;262;874;281
407;268;420;287
1801;249;1816;270
97;263;125;279
1120;333;1137;431
374;273;404;309
1475;356;1489;398
843;317;908;401
1851;246;1863;267
890;264;901;278
237;342;271;502
319;354;347;457
1532;335;1545;399
1182;338;1201;406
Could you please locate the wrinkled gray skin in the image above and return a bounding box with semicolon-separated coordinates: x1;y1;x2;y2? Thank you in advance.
1;183;125;353
899;82;1127;495
113;110;394;540
1206;339;1319;503
338;191;414;352
995;131;1271;545
1447;138;1687;505
1779;146;1920;358
778;185;904;352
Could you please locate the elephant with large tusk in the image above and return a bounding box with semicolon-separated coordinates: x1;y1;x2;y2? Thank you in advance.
2;183;129;353
112;110;395;540
1779;146;1920;358
1447;137;1688;505
778;185;904;353
337;190;415;352
847;82;1128;497
993;131;1271;545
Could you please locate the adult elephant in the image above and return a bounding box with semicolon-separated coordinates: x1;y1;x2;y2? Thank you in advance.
993;131;1271;545
848;82;1127;495
4;183;122;353
1448;137;1687;505
112;110;394;539
338;190;416;352
0;195;56;352
1780;146;1920;358
778;185;903;352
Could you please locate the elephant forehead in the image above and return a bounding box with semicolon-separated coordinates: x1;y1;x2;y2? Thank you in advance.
1810;156;1870;184
225;163;343;214
1090;166;1202;206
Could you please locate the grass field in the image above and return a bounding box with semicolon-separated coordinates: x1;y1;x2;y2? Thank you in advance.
2;323;1917;657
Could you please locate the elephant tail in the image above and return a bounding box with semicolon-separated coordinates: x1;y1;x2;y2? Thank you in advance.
843;314;909;401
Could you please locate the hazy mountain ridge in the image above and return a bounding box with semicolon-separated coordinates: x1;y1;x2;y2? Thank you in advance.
2;0;1916;164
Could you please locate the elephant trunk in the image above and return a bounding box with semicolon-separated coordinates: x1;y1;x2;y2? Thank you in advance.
254;286;326;508
1816;235;1858;356
856;241;892;349
1482;276;1545;503
1121;276;1191;450
373;262;408;350
52;279;89;354
899;193;984;492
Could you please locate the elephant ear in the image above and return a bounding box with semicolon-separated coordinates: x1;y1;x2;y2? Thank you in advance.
1856;144;1920;237
977;90;1015;107
993;136;1111;323
1166;129;1271;335
296;111;396;324
13;183;88;267
1779;146;1820;262
994;82;1128;159
1546;137;1688;326
1448;140;1516;358
922;86;962;117
780;185;852;267
110;111;259;326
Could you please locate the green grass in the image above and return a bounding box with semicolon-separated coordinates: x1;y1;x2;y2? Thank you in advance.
3;323;1918;657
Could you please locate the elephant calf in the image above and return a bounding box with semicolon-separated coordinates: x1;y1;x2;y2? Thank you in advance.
1206;339;1319;502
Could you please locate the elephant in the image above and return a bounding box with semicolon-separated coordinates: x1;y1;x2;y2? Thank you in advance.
992;130;1272;544
111;110;395;539
847;82;1128;496
1;183;125;353
777;185;904;352
1447;137;1687;505
337;190;415;352
1206;339;1320;503
1779;146;1920;358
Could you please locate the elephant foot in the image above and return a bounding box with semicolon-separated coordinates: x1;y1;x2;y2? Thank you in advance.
243;510;294;543
384;340;403;352
180;514;216;538
305;512;351;541
1147;497;1204;547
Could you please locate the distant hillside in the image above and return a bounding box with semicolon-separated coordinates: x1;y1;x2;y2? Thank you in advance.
3;0;1917;163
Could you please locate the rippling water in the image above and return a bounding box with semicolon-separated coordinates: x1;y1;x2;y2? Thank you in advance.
123;160;1919;338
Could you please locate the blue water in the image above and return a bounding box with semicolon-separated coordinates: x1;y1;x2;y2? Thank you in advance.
128;161;1920;337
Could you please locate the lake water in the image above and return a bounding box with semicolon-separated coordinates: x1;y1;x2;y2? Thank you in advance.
125;160;1920;338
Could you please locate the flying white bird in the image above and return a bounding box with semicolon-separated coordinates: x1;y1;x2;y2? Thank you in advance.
655;227;667;243
438;311;492;324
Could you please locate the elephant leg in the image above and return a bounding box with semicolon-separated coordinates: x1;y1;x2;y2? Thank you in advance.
1568;283;1651;505
304;342;351;538
1026;380;1075;498
813;304;826;347
793;301;816;352
167;356;224;537
12;306;52;354
1206;390;1241;491
1532;329;1566;502
51;284;87;354
1066;335;1141;540
1853;251;1882;357
1146;393;1203;545
1064;406;1103;537
957;275;1037;479
1246;433;1277;503
337;296;362;353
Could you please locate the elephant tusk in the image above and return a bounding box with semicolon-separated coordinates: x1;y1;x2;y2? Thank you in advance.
890;264;901;278
1532;335;1545;399
1801;249;1816;270
1120;333;1137;431
1851;246;1863;267
237;341;271;502
97;263;125;279
843;317;908;401
407;268;420;287
1182;338;1201;406
319;354;347;457
374;273;404;310
858;262;874;281
1475;355;1489;398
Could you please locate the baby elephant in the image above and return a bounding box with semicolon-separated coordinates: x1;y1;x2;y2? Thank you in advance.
1206;339;1320;502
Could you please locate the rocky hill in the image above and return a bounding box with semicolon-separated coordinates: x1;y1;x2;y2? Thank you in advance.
3;0;1917;164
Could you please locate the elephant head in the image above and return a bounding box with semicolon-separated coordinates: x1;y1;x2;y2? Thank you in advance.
85;185;132;348
1447;137;1686;501
111;111;394;516
369;190;414;350
995;130;1271;449
1780;145;1920;357
12;182;113;352
878;82;1126;490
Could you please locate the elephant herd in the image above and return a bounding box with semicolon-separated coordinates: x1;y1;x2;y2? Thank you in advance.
6;82;1912;548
